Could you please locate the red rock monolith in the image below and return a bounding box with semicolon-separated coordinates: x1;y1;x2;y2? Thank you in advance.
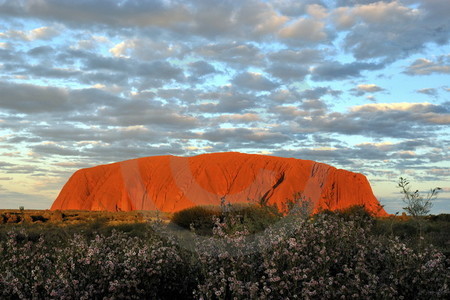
51;152;388;216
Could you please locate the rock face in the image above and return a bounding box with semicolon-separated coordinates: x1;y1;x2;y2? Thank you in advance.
51;152;388;216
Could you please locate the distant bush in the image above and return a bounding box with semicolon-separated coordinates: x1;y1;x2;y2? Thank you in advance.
171;205;221;235
337;205;375;225
171;204;282;235
427;214;450;222
229;204;281;234
374;214;450;256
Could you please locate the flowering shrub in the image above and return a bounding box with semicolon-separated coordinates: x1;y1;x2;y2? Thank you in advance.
194;213;450;299
0;213;449;299
0;227;196;299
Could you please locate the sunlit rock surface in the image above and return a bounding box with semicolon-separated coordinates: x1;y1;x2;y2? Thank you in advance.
51;152;388;216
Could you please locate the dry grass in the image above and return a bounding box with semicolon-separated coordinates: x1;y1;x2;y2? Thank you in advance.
0;209;171;226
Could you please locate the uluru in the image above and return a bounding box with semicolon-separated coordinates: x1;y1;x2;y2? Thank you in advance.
51;152;388;217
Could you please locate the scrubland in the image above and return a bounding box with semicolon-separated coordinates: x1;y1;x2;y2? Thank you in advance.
0;206;449;299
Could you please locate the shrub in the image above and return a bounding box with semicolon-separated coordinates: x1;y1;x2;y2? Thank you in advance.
229;204;281;234
171;204;282;236
398;177;441;217
171;205;221;235
337;205;374;226
194;213;450;299
1;213;448;299
0;227;197;300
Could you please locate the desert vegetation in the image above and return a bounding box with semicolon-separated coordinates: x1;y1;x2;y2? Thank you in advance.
1;203;449;299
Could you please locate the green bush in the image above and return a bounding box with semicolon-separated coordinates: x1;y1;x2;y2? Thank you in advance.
337;205;374;225
225;204;282;234
170;206;221;235
170;204;282;236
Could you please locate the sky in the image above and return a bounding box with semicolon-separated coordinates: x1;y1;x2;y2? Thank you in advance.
0;0;449;214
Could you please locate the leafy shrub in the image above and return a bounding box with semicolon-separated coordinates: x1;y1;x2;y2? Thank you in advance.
338;205;373;218
171;205;221;235
228;204;281;234
171;204;281;235
428;214;450;222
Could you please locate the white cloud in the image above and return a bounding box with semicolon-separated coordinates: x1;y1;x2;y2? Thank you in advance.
29;26;59;40
109;38;185;60
0;26;59;41
279;18;328;44
350;102;432;112
74;35;110;50
350;84;385;96
109;41;130;58
357;84;383;93
405;56;450;75
306;4;328;19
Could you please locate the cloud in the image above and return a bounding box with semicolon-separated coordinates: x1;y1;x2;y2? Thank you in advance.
334;0;450;60
0;82;131;116
0;42;10;49
356;84;384;93
404;56;450;75
0;162;15;168
274;102;450;139
232;72;278;91
0;0;290;41
27;45;54;56
0;0;449;212
266;64;309;81
268;48;323;65
350;84;385;96
32;143;82;157
200;128;290;145
213;113;261;123
299;86;342;99
73;35;110;50
193;89;258;113
0;82;69;113
93;99;199;128
109;38;185;60
196;42;264;67
349;102;450;125
188;61;217;77
29;26;60;40
279;17;328;45
416;88;438;97
311;61;383;81
0;0;190;29
0;26;60;41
